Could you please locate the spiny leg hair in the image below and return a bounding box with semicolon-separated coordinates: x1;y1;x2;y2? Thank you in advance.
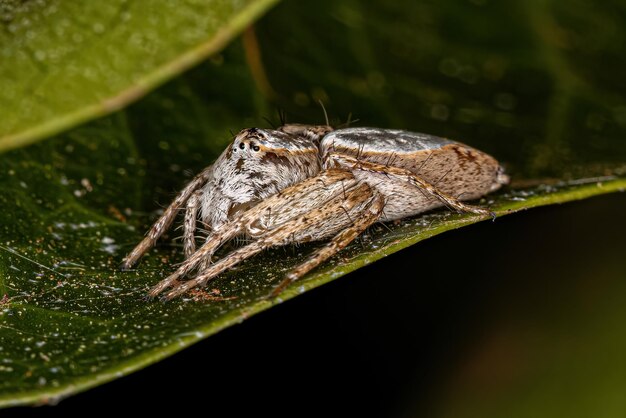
148;170;357;297
329;154;495;217
271;192;385;296
183;190;203;258
155;180;376;300
120;166;213;270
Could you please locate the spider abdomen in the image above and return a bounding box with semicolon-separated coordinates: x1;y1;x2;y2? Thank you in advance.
320;127;509;220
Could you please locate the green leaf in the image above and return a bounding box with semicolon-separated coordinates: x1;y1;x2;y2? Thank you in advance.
2;0;626;408
0;0;279;152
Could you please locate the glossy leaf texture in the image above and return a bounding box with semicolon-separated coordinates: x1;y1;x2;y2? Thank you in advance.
1;0;626;408
0;0;279;152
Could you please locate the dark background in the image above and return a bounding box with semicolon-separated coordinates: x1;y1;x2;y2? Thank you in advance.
6;192;625;418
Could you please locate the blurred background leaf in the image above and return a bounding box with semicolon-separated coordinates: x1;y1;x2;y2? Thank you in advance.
0;0;278;152
1;0;626;414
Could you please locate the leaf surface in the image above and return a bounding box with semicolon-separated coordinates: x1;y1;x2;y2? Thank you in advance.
1;0;626;407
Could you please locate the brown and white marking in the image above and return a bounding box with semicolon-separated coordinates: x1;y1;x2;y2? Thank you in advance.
121;125;508;300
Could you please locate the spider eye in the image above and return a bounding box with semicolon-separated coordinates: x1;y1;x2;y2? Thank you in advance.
252;145;260;152
239;142;245;150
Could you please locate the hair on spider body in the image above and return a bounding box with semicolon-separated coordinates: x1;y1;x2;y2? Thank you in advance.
121;124;508;300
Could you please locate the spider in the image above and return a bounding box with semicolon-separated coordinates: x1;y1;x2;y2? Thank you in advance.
121;124;509;300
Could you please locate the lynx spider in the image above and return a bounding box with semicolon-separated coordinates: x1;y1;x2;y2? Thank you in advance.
121;124;509;300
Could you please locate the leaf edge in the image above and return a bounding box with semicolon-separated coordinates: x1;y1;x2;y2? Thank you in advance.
0;0;281;154
1;177;624;408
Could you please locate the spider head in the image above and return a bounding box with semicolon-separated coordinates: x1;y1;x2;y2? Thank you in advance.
231;128;266;157
232;127;322;156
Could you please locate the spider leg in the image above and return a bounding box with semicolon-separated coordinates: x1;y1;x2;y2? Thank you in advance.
160;234;270;300
271;192;385;297
148;170;358;298
329;154;494;217
147;221;245;298
183;190;203;258
120;166;213;270
157;181;376;300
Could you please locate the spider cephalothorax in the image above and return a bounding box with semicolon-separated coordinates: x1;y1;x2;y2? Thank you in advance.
121;124;508;300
